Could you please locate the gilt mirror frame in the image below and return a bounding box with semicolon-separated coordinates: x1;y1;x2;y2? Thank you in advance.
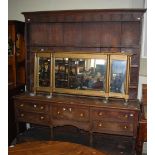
33;51;131;100
108;53;131;100
33;51;53;94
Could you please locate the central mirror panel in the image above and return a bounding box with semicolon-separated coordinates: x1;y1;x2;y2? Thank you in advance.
55;58;106;90
53;53;107;97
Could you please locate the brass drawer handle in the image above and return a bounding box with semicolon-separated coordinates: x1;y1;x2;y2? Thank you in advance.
69;108;72;112
20;104;24;107
98;112;103;116
98;123;102;127
130;113;134;117
40;116;44;120
33;104;37;108
20;113;24;117
124;114;128;118
40;106;44;110
63;108;66;111
80;113;84;117
124;125;128;129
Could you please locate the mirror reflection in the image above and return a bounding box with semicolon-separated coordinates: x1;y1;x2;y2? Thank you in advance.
110;60;127;93
55;58;106;91
38;57;51;87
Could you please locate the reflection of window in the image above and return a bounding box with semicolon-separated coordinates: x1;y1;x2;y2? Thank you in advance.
90;59;106;67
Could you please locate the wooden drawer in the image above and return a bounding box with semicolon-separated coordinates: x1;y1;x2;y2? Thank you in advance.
15;101;49;113
92;120;133;136
91;108;134;122
52;104;89;122
16;110;50;125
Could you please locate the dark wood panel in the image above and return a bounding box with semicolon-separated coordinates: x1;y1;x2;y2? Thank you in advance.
48;23;63;46
122;13;142;21
91;108;134;122
82;23;101;47
121;48;140;66
92;120;133;136
142;84;147;105
23;9;145;98
101;48;121;52
130;67;139;84
53;47;101;52
8;141;107;155
30;23;49;45
52;104;89;122
22;9;145;23
8;84;25;145
100;22;121;47
29;22;122;47
129;87;138;99
16;110;50;125
15;101;49;113
121;22;140;47
27;51;35;92
64;23;82;46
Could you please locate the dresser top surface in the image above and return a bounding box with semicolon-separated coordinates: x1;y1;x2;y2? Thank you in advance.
14;93;140;111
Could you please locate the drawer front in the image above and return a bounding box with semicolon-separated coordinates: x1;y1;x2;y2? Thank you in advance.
92;121;133;136
52;105;89;122
16;110;50;125
91;108;134;122
15;101;49;113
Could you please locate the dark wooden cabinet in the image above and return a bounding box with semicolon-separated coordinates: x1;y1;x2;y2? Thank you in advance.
22;9;146;100
8;84;25;145
8;20;26;145
14;94;140;141
13;9;146;154
15;96;50;126
8;20;26;86
136;84;147;155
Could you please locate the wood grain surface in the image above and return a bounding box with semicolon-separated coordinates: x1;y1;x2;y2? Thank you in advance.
9;141;108;155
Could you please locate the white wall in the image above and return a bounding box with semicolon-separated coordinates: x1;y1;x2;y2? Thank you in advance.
8;0;145;21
